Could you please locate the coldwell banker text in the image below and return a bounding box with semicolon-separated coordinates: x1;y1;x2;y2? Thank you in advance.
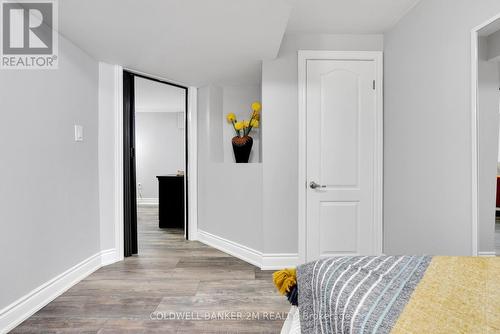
1;0;58;69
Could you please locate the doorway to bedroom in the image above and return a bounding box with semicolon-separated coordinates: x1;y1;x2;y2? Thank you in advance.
123;71;188;257
473;16;500;257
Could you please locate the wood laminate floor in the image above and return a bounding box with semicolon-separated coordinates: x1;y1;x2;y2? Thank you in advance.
12;206;289;333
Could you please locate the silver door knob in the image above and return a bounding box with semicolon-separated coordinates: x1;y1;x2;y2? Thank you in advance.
310;181;326;189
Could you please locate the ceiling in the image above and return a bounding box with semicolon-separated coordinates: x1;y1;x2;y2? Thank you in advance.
58;0;420;86
286;0;421;34
59;0;291;86
135;77;185;113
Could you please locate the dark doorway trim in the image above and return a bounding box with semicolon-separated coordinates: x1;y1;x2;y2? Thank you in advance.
122;70;189;257
123;71;138;257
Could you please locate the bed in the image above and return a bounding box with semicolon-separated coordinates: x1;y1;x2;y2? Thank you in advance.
274;256;500;334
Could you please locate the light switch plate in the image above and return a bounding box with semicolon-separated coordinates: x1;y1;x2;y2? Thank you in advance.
74;125;83;142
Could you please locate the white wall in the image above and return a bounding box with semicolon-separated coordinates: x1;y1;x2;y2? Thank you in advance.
384;0;500;255
222;86;262;163
261;33;384;254
197;85;263;251
135;112;185;199
203;86;224;162
0;35;100;309
98;63;117;251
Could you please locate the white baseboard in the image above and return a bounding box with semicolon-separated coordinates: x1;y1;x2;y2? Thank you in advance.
197;230;262;268
100;248;119;266
188;229;198;241
478;251;497;257
0;250;118;334
137;198;158;206
197;229;299;270
261;254;300;270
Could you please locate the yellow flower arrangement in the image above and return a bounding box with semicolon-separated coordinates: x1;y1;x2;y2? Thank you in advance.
234;121;244;131
251;102;262;113
225;101;262;138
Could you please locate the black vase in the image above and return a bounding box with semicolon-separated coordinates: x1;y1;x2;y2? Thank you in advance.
232;136;253;163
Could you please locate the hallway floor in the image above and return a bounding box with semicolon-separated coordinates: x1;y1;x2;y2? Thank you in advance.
13;206;289;333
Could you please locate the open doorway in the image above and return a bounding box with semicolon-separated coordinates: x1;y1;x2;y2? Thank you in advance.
473;17;500;257
123;70;188;257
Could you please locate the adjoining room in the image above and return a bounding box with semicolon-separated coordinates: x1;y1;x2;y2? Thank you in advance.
475;19;500;257
133;75;187;255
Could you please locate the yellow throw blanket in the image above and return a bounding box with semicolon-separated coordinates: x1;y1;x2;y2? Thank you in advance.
392;257;500;333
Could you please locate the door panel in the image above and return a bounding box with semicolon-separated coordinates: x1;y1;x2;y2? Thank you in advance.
319;201;359;257
320;70;360;188
306;59;377;261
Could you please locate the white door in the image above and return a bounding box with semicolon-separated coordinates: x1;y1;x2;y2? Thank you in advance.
306;58;380;261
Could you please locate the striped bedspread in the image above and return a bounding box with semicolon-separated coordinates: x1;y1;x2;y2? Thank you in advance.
296;256;500;334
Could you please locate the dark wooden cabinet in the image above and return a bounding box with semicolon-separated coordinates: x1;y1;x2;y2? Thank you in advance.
156;175;184;229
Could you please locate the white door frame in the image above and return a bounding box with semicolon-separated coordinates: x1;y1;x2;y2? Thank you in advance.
297;50;384;264
113;65;125;262
470;12;500;256
112;66;198;260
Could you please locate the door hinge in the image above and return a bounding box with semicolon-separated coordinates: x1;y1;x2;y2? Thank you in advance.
373;80;376;90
